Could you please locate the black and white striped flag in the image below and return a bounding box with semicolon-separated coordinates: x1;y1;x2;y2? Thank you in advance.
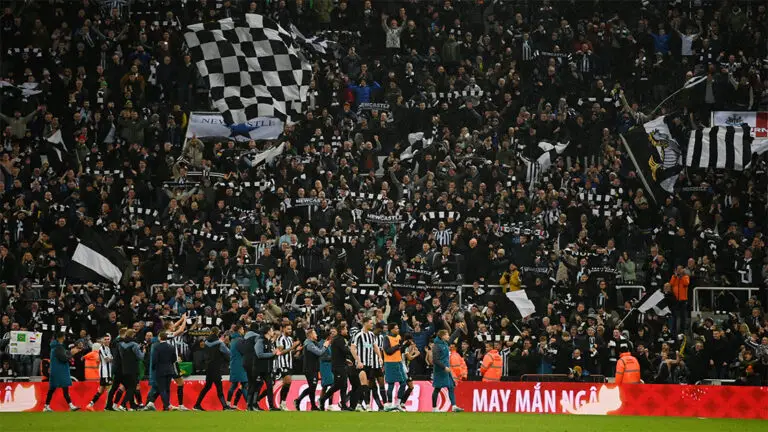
69;229;127;286
499;290;537;320
685;124;753;171
635;289;671;316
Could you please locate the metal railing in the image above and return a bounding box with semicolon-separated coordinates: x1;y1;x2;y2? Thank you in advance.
692;286;760;313
616;285;645;302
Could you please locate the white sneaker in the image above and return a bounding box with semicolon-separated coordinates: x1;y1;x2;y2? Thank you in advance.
398;404;407;411
143;402;156;411
279;401;288;411
43;406;53;412
69;404;80;411
177;405;190;411
169;405;179;411
115;406;126;412
451;405;464;412
355;405;365;412
432;408;441;412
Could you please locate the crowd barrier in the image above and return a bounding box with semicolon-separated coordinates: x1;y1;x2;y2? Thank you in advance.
1;380;766;418
692;286;761;313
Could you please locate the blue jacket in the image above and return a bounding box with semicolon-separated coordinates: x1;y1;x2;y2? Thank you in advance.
320;346;333;387
401;320;435;351
147;337;159;385
49;340;72;388
432;329;462;389
229;333;248;382
348;82;380;106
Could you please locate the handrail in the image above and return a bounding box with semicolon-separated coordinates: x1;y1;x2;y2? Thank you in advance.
616;285;645;300
692;286;760;313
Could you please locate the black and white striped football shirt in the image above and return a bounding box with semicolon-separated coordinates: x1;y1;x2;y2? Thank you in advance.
352;330;379;367
99;345;113;379
275;335;293;371
374;333;386;368
432;228;453;246
167;332;189;362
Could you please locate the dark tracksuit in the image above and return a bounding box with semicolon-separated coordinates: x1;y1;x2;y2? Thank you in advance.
296;338;328;410
321;334;354;409
251;334;277;409
119;339;145;409
239;331;257;407
194;335;230;409
105;336;123;409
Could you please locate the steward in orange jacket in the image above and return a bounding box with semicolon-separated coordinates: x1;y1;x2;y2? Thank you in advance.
449;345;467;381
84;348;101;381
614;346;641;384
479;342;503;382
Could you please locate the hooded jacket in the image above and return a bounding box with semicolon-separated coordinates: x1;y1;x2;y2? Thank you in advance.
49;339;72;388
119;338;145;376
303;338;328;375
229;333;248;382
204;334;230;375
252;333;276;374
239;331;258;372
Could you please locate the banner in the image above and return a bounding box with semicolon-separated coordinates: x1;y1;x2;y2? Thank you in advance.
8;331;42;355
356;102;390;116
453;381;768;418
365;213;407;224
186;112;284;141
712;111;768;155
2;380;767;418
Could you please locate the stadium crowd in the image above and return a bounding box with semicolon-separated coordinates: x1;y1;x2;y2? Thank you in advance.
1;0;768;410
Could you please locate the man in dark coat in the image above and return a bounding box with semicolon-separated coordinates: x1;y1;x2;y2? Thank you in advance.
295;327;330;411
193;327;233;411
44;332;81;411
250;324;281;411
152;331;177;411
118;329;145;411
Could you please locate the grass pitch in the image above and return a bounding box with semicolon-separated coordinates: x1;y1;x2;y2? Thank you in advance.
0;411;762;431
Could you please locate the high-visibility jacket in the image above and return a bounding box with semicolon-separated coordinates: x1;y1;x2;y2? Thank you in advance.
480;349;503;382
614;352;641;384
670;274;690;301
84;351;100;381
383;335;403;363
449;350;467;381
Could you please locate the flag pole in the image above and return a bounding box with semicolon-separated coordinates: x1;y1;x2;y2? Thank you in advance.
648;87;687;118
617;308;637;329
648;75;707;118
511;321;526;336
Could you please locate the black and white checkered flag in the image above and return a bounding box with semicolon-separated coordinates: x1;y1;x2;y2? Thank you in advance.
184;14;312;124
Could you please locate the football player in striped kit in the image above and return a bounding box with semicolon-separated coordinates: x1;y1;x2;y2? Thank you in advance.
274;321;301;410
369;323;387;410
163;314;189;410
350;317;383;411
85;336;114;410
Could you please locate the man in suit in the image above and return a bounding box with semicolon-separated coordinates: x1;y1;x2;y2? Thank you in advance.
152;331;177;411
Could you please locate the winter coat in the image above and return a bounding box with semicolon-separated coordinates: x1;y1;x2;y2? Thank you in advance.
0;111;37;139
49;339;72;388
382;23;404;49
229;333;248;382
432;336;454;389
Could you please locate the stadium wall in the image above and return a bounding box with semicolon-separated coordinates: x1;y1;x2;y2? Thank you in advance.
1;380;766;418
